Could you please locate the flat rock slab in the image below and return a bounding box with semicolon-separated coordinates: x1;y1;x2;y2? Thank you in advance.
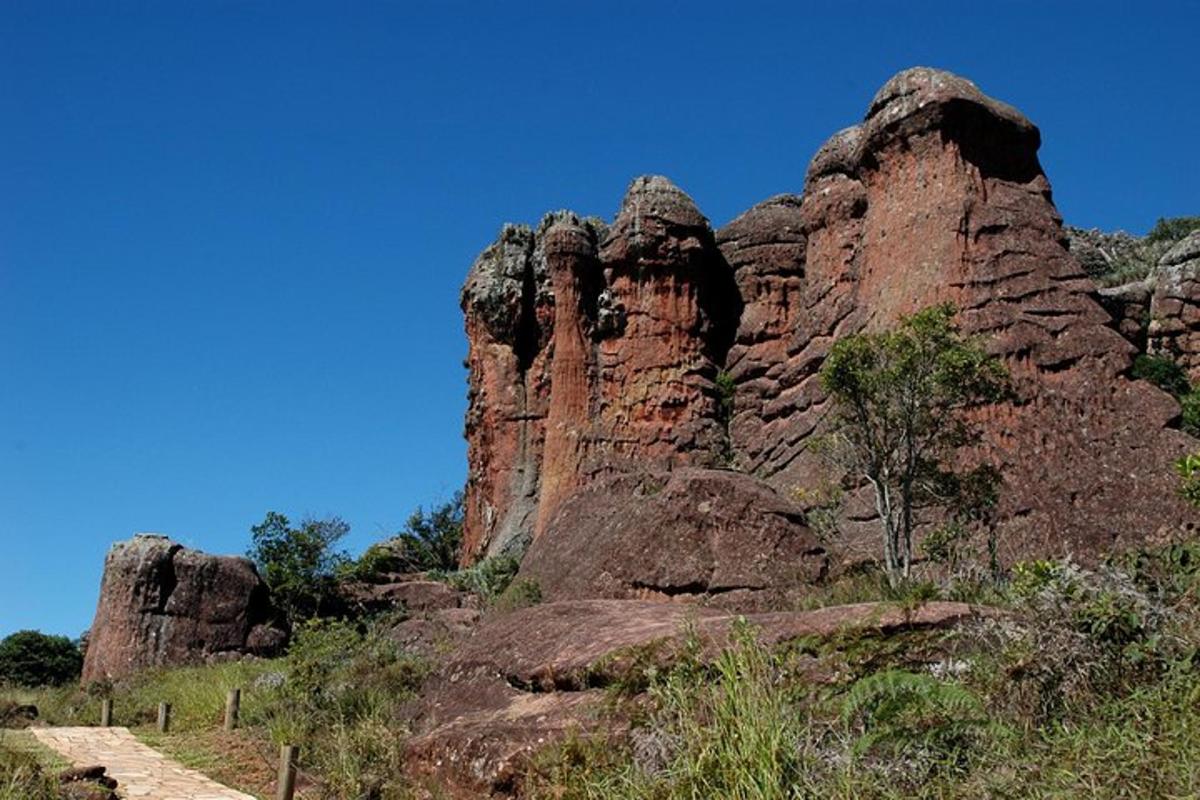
30;727;255;800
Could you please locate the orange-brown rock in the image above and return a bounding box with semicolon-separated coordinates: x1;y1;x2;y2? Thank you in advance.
461;181;740;562
403;598;985;797
520;468;826;609
81;534;287;683
462;65;1197;586
726;67;1195;559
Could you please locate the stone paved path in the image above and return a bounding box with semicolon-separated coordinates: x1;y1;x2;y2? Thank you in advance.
30;727;257;800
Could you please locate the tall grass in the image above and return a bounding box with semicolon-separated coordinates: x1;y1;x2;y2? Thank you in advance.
0;732;67;800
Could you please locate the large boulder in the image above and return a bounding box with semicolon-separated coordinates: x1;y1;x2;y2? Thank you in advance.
520;468;826;610
81;534;287;683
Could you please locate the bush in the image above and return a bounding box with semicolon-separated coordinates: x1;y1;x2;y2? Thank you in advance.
265;618;428;799
248;512;349;625
1146;216;1200;244
434;554;520;602
1177;453;1200;508
0;632;81;688
841;669;995;772
493;578;542;612
347;493;463;580
1131;354;1191;397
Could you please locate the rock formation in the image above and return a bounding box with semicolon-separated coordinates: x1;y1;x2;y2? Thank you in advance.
462;67;1198;585
81;534;287;683
404;598;986;796
1150;232;1200;380
520;468;825;609
462;182;741;563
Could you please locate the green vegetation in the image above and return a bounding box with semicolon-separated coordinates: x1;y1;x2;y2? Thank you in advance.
528;537;1200;799
0;732;66;800
433;553;521;603
714;370;737;467
1130;353;1200;436
1074;217;1200;286
346;492;464;579
0;632;82;688
247;512;349;625
818;304;1010;581
1177;452;1200;507
3;615;427;800
1146;215;1200;244
1130;353;1191;397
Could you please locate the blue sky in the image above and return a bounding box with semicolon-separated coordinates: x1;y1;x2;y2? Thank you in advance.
2;1;1196;638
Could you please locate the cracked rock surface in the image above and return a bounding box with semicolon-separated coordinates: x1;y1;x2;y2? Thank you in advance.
82;534;287;683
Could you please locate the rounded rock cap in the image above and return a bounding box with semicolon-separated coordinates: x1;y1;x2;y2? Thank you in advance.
612;175;708;230
863;66;1037;147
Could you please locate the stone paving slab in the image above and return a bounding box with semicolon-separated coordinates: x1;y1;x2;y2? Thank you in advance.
30;727;257;800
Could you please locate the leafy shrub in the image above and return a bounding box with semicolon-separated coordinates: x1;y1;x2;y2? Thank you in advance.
1146;216;1200;244
493;578;542;612
1131;353;1192;397
265;618;428;799
434;554;521;602
0;632;81;688
1177;453;1200;507
841;669;994;771
347;493;463;580
1181;391;1200;436
248;512;349;625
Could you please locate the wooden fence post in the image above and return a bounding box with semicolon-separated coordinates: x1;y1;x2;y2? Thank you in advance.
224;688;241;732
157;702;171;733
99;698;112;727
276;744;299;800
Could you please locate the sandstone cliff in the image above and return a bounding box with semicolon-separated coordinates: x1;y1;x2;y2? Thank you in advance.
82;534;287;683
462;67;1197;595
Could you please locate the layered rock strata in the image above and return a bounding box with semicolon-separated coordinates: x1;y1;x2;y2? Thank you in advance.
462;66;1197;588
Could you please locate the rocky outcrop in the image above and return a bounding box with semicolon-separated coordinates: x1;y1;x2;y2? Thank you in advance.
520;468;826;609
1150;232;1200;381
462;181;741;562
462;66;1198;596
729;66;1196;559
81;534;287;683
404;598;986;796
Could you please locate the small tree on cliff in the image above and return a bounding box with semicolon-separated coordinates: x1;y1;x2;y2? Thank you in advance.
248;513;349;625
819;304;1011;582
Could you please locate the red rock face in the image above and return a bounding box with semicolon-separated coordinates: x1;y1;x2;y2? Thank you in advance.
462;180;739;561
462;66;1197;579
82;534;286;683
728;67;1195;559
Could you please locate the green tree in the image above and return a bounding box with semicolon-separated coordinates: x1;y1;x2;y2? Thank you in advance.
819;304;1010;581
0;630;82;687
248;512;349;626
352;492;464;578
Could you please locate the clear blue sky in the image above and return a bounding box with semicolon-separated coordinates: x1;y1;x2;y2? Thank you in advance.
2;1;1196;638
